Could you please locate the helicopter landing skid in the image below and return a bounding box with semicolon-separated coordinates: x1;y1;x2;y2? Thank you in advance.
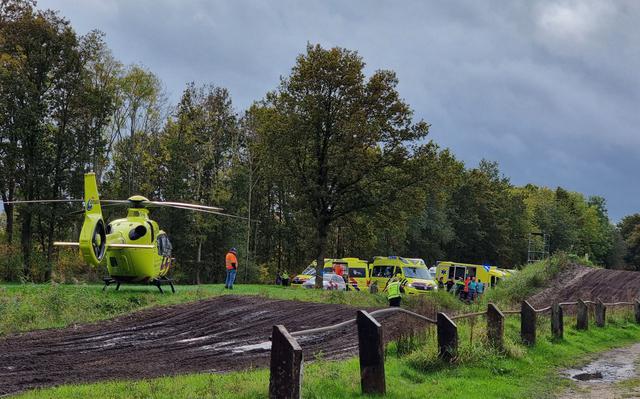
101;277;175;293
151;277;176;294
102;277;120;291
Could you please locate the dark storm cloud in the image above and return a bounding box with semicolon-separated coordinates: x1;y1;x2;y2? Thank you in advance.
38;0;640;220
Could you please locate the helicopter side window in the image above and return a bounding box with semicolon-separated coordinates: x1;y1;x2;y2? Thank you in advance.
129;225;147;241
157;235;172;257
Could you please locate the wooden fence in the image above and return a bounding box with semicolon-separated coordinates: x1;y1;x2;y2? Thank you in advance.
267;299;640;398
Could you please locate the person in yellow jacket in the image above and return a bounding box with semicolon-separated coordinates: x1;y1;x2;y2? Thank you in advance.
385;274;402;307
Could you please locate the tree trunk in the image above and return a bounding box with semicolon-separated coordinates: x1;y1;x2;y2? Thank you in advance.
315;218;329;289
196;240;202;285
46;111;67;281
2;188;14;243
245;168;252;283
21;210;32;278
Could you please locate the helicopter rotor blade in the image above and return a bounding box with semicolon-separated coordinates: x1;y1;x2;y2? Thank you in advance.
3;199;85;205
145;201;224;212
64;203;123;216
163;204;253;221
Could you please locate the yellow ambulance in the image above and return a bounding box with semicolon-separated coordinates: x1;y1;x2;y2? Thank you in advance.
369;256;438;294
434;261;506;289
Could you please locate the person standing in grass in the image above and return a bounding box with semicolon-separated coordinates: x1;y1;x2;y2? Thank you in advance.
225;248;238;289
468;276;477;303
446;278;454;292
275;271;282;285
385;275;402;307
463;276;471;300
281;270;289;287
476;279;485;299
454;277;464;296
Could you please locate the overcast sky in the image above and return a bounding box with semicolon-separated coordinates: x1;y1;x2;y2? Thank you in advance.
38;0;639;221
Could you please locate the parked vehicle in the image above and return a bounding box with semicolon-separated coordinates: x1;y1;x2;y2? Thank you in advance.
291;258;370;290
369;256;438;294
435;261;506;289
302;273;347;290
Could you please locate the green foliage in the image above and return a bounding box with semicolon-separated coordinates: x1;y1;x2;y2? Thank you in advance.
484;253;592;305
619;214;640;268
0;243;23;282
0;1;116;279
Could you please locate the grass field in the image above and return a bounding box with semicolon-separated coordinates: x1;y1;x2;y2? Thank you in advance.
14;309;640;398
0;255;575;337
0;282;389;336
6;256;636;398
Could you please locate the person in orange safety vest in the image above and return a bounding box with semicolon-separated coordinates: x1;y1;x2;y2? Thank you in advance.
225;248;238;289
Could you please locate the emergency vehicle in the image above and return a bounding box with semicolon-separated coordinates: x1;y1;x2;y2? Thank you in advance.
291;258;369;290
435;261;507;289
369;256;438;294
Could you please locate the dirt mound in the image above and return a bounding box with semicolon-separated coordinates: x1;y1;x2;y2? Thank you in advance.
528;264;640;307
0;295;406;396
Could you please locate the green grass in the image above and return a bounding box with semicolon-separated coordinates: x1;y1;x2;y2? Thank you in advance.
0;283;387;336
15;310;640;399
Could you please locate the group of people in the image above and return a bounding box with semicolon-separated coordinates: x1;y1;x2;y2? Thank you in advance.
438;275;485;302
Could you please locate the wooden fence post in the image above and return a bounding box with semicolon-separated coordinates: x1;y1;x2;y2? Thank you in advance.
595;299;606;327
487;303;504;350
551;302;563;340
269;325;303;399
437;312;458;362
356;310;386;395
521;300;537;346
576;299;588;330
635;299;640;324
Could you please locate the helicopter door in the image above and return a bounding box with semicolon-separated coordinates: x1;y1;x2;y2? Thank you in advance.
157;235;172;257
109;255;129;273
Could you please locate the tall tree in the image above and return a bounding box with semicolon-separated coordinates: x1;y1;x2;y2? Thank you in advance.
619;214;640;268
252;44;429;287
0;1;115;279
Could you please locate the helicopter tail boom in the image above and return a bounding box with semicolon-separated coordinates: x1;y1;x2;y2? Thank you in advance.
79;173;106;267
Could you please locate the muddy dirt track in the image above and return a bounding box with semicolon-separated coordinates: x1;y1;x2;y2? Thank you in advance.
528;264;640;307
0;295;406;396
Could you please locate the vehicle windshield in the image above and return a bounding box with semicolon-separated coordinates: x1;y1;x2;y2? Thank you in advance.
301;266;316;275
403;267;433;280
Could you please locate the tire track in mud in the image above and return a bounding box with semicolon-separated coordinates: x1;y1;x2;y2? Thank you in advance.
0;295;405;395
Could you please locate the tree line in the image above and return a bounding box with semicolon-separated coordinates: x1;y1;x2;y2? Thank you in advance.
1;1;638;283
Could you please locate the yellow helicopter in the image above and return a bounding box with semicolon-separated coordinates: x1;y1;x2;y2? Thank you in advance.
7;173;244;293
